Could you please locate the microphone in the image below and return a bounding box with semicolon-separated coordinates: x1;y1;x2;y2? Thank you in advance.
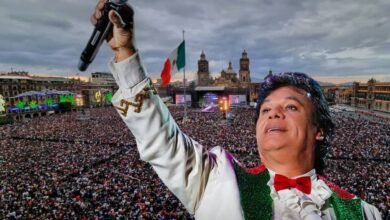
78;0;130;71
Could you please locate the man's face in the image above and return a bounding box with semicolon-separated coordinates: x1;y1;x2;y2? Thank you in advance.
256;86;321;169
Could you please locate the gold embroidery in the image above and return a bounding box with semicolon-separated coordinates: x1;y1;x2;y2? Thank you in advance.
115;80;158;116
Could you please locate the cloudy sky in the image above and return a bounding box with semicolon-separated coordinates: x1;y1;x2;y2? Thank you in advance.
1;0;390;83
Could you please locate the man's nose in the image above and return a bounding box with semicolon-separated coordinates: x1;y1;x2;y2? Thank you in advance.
268;108;285;119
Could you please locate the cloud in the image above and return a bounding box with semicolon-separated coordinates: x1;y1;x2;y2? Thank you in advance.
0;0;389;83
8;14;73;30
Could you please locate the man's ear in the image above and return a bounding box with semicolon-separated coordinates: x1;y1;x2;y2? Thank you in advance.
315;128;324;141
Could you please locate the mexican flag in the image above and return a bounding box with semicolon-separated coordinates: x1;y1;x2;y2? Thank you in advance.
160;40;185;86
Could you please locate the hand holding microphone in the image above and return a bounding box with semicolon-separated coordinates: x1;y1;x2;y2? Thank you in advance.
79;0;135;71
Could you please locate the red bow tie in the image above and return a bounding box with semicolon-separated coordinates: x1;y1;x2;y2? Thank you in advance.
274;174;312;194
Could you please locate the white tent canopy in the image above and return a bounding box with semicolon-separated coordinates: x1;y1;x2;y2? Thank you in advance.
13;89;75;98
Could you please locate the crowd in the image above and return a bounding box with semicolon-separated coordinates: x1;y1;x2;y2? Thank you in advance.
0;105;388;219
329;113;389;160
1;108;134;146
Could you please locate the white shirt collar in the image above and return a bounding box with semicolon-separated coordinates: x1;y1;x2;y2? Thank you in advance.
266;168;333;218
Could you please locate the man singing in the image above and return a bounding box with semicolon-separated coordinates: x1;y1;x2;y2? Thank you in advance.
90;0;382;219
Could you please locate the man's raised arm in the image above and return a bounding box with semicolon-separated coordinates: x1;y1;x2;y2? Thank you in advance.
90;0;216;213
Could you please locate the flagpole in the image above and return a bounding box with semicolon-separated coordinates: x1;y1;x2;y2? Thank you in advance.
182;30;187;123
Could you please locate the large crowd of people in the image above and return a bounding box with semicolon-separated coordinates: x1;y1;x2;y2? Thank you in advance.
0;105;388;219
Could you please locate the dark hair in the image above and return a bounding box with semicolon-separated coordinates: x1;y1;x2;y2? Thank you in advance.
255;72;335;174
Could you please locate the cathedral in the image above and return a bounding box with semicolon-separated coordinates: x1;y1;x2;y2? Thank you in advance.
197;50;251;88
165;49;260;107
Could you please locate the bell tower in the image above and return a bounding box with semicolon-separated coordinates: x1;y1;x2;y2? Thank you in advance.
239;50;251;85
197;50;210;86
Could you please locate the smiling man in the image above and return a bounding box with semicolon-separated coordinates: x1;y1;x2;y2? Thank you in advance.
90;0;382;219
256;86;322;178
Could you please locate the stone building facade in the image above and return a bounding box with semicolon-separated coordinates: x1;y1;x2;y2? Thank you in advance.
197;50;252;88
351;78;390;113
195;50;260;104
